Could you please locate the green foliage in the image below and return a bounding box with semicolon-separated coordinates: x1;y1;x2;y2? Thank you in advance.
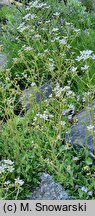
81;0;94;12
0;0;95;200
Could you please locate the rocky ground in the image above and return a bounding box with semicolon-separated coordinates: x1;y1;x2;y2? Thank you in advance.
29;173;71;200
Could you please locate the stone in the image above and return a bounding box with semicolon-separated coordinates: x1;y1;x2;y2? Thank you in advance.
0;0;10;7
29;173;71;200
20;81;95;156
20;83;52;109
0;53;7;67
65;100;95;155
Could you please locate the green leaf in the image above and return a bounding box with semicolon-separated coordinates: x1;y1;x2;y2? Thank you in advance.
85;158;93;165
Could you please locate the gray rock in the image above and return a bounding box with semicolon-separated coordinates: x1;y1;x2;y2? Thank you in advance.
20;83;52;109
0;0;9;5
30;173;70;200
20;81;95;155
65;101;95;155
0;53;7;67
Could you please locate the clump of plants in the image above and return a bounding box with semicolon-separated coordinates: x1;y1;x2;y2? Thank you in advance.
81;0;94;12
0;159;24;199
0;0;95;200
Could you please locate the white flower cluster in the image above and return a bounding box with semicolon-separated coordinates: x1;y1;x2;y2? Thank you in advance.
53;12;60;16
82;91;91;102
59;38;67;45
52;27;59;32
22;45;34;52
53;83;64;98
53;84;75;99
71;66;77;73
23;13;36;21
76;50;93;61
0;160;15;174
48;63;55;71
33;110;54;123
62;104;75;116
51;36;67;45
4;177;24;188
0;160;24;188
26;0;50;10
15;177;24;186
81;64;89;71
87;125;94;132
17;22;29;33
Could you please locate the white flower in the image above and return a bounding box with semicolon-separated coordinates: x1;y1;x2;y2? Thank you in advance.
87;125;94;131
76;50;93;61
17;22;25;30
6;77;10;81
52;27;59;32
66;45;71;49
48;63;55;71
91;54;95;60
55;88;64;97
15;177;24;186
71;66;77;73
30;82;36;87
31;14;36;19
76;56;82;61
34;34;41;39
88;191;93;196
23;13;31;20
18;25;29;33
44;49;49;53
45;20;51;24
81;186;88;193
66;90;75;97
49;94;52;98
23;74;27;79
31;1;48;9
72;157;79;161
53;12;60;16
34;113;48;121
13;58;18;64
7;166;15;173
65;22;71;26
17;22;29;33
81;65;89;70
73;28;80;33
59;39;67;45
49;114;54;118
0;166;5;174
4;181;11;185
60;121;66;126
55;36;60;41
63;86;70;91
2;160;14;165
77;95;80;101
22;46;33;51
